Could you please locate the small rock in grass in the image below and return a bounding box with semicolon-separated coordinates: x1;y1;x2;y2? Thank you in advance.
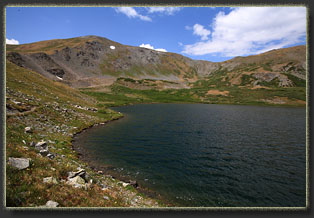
24;127;32;133
45;200;59;207
39;149;49;156
35;140;48;150
66;176;87;189
68;169;86;180
118;181;130;187
47;153;55;159
8;157;30;170
103;196;110;200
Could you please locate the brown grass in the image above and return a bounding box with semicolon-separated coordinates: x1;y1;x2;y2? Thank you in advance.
206;90;230;96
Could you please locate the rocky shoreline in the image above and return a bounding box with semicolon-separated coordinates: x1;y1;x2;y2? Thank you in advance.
5;64;166;207
71;115;176;207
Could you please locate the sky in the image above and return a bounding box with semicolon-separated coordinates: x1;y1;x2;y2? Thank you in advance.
6;6;306;62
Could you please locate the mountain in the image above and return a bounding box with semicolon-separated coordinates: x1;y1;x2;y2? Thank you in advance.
6;35;306;89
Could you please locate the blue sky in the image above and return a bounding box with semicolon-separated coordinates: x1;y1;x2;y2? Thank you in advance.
6;6;306;62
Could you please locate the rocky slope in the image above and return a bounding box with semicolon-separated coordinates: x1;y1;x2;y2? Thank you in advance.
6;61;167;207
6;35;306;89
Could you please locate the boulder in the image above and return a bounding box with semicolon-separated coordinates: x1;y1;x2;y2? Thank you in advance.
68;169;86;181
35;140;48;151
44;200;59;207
66;176;87;189
8;157;30;170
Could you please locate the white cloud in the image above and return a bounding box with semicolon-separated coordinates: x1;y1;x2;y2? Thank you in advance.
6;38;19;45
115;7;152;21
193;24;211;40
183;7;306;57
155;48;167;52
146;7;181;15
139;43;154;50
139;43;167;52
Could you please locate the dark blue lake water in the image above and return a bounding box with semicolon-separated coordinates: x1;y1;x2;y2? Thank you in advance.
75;103;306;207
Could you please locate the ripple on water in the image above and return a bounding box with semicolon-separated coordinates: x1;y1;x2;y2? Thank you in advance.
75;103;306;207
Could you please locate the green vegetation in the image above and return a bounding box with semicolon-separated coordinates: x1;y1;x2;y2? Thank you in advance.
240;74;255;86
256;77;280;87
80;76;305;108
283;73;306;87
6;62;165;207
261;62;273;71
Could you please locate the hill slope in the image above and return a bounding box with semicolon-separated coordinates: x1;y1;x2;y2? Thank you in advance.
5;61;166;207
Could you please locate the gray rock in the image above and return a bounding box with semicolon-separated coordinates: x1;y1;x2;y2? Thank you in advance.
118;181;130;187
66;176;87;189
35;140;48;150
45;200;59;207
103;196;110;200
68;169;86;180
47;153;55;159
40;149;49;156
8;157;30;170
24;126;32;133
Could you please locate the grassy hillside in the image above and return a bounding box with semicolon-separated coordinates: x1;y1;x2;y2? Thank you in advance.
80;77;306;107
6;61;165;207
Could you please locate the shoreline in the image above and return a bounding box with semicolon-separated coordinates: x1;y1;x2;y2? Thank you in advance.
107;100;306;109
71;113;177;207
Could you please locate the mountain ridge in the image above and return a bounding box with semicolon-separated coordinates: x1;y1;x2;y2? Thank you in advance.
7;35;306;89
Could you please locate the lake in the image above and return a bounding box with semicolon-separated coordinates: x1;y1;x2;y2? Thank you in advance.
73;103;306;207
